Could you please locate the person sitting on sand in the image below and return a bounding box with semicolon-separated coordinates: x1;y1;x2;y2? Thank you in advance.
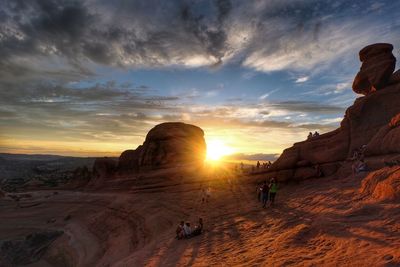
307;132;313;140
183;222;192;238
268;178;278;207
261;181;269;208
176;221;185;239
192;218;203;236
352;159;368;176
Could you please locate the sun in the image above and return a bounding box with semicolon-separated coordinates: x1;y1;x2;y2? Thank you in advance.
206;139;235;161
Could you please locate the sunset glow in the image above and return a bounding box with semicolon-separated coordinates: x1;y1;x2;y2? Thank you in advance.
206;139;235;161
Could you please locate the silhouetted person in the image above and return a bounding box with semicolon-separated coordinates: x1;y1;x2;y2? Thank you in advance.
262;181;269;208
313;131;320;137
314;164;323;177
256;183;263;202
240;162;244;170
257;161;260;169
268;178;278;207
307;132;313;140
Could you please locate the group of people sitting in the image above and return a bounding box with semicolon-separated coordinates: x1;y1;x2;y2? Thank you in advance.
176;218;203;239
257;178;278;208
350;145;368;176
307;131;320;140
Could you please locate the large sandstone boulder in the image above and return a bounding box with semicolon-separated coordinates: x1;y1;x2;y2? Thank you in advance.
352;43;396;95
92;157;117;179
118;122;206;173
117;148;142;173
365;113;400;156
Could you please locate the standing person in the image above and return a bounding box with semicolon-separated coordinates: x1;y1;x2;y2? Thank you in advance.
257;161;260;169
201;188;206;203
262;181;269;208
256;184;262;202
206;186;211;202
269;178;278;207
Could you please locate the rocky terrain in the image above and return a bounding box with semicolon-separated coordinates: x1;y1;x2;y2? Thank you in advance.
0;154;96;192
266;43;400;182
0;44;400;266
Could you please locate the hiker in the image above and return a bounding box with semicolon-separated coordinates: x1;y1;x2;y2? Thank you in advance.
261;181;269;208
269;178;278;207
176;221;185;239
201;188;206;203
183;222;192;238
205;187;211;202
256;184;263;202
313;131;320;137
307;132;313;140
192;218;203;236
257;161;261;169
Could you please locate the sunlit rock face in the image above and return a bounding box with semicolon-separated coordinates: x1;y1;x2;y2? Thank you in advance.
118;122;206;172
267;43;400;182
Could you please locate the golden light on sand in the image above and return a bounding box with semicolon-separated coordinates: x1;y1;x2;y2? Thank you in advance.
206;139;235;161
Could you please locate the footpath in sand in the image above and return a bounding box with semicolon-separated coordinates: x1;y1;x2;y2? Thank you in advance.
0;165;399;266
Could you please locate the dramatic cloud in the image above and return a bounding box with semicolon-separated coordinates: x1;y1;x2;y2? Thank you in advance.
1;0;399;81
0;0;398;156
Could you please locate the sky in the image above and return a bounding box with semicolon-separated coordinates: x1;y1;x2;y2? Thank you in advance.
0;0;400;159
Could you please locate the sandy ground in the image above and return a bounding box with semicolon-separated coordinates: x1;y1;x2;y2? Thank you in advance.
0;164;399;267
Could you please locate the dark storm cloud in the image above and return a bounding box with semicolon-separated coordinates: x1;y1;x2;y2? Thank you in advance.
0;0;236;80
2;0;398;80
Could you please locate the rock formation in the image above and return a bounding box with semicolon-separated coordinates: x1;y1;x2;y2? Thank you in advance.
267;43;400;182
359;166;400;202
352;43;396;95
117;122;206;174
92;157;117;179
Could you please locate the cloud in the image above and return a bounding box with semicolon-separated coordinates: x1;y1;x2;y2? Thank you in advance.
295;76;309;83
269;101;345;114
1;0;399;81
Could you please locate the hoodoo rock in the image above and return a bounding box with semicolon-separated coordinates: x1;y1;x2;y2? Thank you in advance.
267;43;400;182
118;122;206;173
352;43;396;95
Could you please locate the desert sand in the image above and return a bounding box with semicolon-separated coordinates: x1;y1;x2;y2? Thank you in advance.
1;164;399;267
